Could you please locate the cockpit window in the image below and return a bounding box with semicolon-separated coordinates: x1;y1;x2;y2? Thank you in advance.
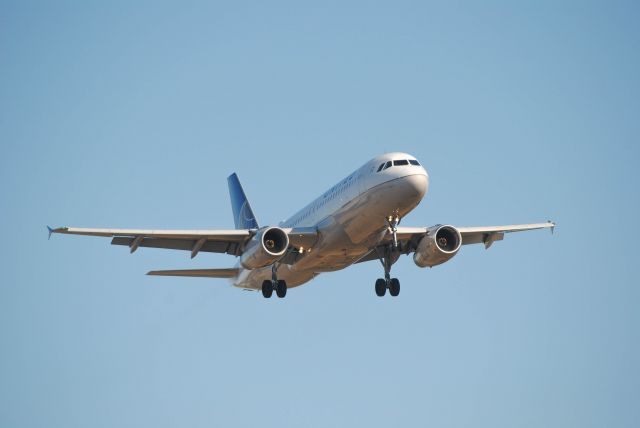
383;161;392;170
394;159;409;166
409;159;420;166
376;163;385;172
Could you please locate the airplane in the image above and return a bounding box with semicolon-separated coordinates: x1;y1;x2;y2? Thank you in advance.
49;152;555;298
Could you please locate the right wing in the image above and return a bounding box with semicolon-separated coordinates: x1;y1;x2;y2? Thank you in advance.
50;227;251;258
49;226;318;260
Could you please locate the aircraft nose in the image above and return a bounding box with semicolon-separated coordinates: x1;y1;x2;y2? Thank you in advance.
404;172;429;199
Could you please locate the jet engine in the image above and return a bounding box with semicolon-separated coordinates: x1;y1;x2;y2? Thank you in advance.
240;227;290;270
413;225;462;268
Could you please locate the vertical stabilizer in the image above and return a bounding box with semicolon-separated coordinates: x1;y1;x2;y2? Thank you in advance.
227;173;259;229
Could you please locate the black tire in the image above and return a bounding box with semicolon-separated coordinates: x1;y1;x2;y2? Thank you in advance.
389;278;400;296
375;278;387;297
276;280;287;298
261;280;273;298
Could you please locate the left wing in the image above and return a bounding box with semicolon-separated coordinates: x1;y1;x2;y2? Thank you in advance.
455;222;555;248
357;221;555;263
395;221;555;250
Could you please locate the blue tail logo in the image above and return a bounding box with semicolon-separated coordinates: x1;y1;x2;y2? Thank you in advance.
227;173;259;230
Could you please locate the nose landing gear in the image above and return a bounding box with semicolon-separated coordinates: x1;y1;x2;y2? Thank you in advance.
374;243;401;297
386;215;401;249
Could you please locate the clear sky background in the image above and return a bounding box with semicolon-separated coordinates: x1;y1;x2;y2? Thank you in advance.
1;1;639;427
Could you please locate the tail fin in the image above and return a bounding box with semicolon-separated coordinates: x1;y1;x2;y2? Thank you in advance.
227;173;259;229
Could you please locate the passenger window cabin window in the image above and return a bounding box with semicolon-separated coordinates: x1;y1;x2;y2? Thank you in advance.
394;159;409;166
409;159;420;166
383;161;392;170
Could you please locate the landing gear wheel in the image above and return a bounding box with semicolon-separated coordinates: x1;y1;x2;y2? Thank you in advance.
261;280;273;298
389;278;400;296
275;280;287;298
375;278;387;297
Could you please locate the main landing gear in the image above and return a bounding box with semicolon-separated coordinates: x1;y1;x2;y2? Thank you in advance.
375;274;401;297
262;264;287;298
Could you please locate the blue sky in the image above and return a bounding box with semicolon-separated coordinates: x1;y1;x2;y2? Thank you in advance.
1;1;639;427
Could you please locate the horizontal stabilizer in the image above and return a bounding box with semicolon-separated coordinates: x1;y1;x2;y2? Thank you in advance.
147;268;239;278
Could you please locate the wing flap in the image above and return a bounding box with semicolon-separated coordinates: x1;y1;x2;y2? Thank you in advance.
147;268;239;278
110;237;240;255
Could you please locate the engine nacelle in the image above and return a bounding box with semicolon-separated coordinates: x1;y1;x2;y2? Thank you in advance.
413;225;462;268
240;227;289;270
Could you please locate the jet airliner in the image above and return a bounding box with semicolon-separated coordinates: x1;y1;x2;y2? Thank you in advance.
49;152;554;298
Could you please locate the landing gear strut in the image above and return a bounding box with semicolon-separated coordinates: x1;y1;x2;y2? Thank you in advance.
374;243;401;297
262;264;287;299
387;215;400;249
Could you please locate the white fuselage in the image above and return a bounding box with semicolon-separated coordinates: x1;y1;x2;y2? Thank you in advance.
232;152;429;290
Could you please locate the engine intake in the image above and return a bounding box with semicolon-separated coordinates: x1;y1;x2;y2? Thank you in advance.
240;227;289;270
413;225;462;268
